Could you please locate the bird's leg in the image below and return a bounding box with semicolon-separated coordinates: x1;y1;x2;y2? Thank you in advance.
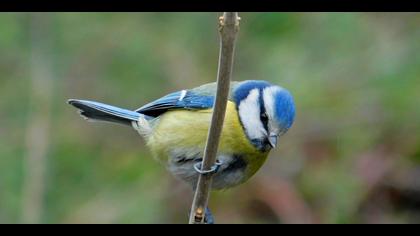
204;207;215;224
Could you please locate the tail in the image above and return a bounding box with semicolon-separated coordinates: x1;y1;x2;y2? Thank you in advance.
68;99;144;126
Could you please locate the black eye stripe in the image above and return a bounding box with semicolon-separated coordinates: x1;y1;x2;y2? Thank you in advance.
259;88;269;132
260;113;268;129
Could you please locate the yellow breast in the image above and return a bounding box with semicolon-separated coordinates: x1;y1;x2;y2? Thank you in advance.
146;101;269;177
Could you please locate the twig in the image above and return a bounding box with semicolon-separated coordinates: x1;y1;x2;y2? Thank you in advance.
22;13;53;223
188;12;240;224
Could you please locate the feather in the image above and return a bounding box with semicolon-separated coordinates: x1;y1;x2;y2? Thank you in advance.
136;90;215;117
68;99;142;126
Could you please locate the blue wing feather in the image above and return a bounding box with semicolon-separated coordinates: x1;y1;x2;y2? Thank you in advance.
136;90;214;117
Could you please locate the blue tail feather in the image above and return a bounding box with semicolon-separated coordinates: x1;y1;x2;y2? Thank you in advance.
68;99;142;126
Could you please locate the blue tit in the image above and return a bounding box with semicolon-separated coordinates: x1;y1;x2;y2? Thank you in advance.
68;80;295;190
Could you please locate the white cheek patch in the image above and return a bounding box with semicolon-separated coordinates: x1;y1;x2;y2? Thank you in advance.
238;89;267;140
263;86;283;132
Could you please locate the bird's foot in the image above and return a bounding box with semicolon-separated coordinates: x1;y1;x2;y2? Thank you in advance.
204;207;215;224
193;159;223;175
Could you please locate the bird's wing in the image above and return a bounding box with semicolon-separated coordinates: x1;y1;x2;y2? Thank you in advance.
135;89;215;117
135;81;242;117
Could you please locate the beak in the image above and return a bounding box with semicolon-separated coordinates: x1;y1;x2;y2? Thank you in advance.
268;135;278;148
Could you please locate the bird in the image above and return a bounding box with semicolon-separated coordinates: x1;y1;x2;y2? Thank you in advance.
68;80;295;223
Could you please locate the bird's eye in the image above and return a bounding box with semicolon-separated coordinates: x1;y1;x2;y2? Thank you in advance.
260;112;267;119
260;112;268;123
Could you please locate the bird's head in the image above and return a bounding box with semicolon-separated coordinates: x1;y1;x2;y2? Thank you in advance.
233;80;295;152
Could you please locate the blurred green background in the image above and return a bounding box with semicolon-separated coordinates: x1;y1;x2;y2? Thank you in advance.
0;13;419;224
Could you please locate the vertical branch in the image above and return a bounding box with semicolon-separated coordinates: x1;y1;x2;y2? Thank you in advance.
188;12;240;224
21;13;53;224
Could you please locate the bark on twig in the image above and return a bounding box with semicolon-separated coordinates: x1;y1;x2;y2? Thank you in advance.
188;12;240;224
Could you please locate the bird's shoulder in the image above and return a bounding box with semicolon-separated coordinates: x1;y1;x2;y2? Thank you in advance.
136;81;243;117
